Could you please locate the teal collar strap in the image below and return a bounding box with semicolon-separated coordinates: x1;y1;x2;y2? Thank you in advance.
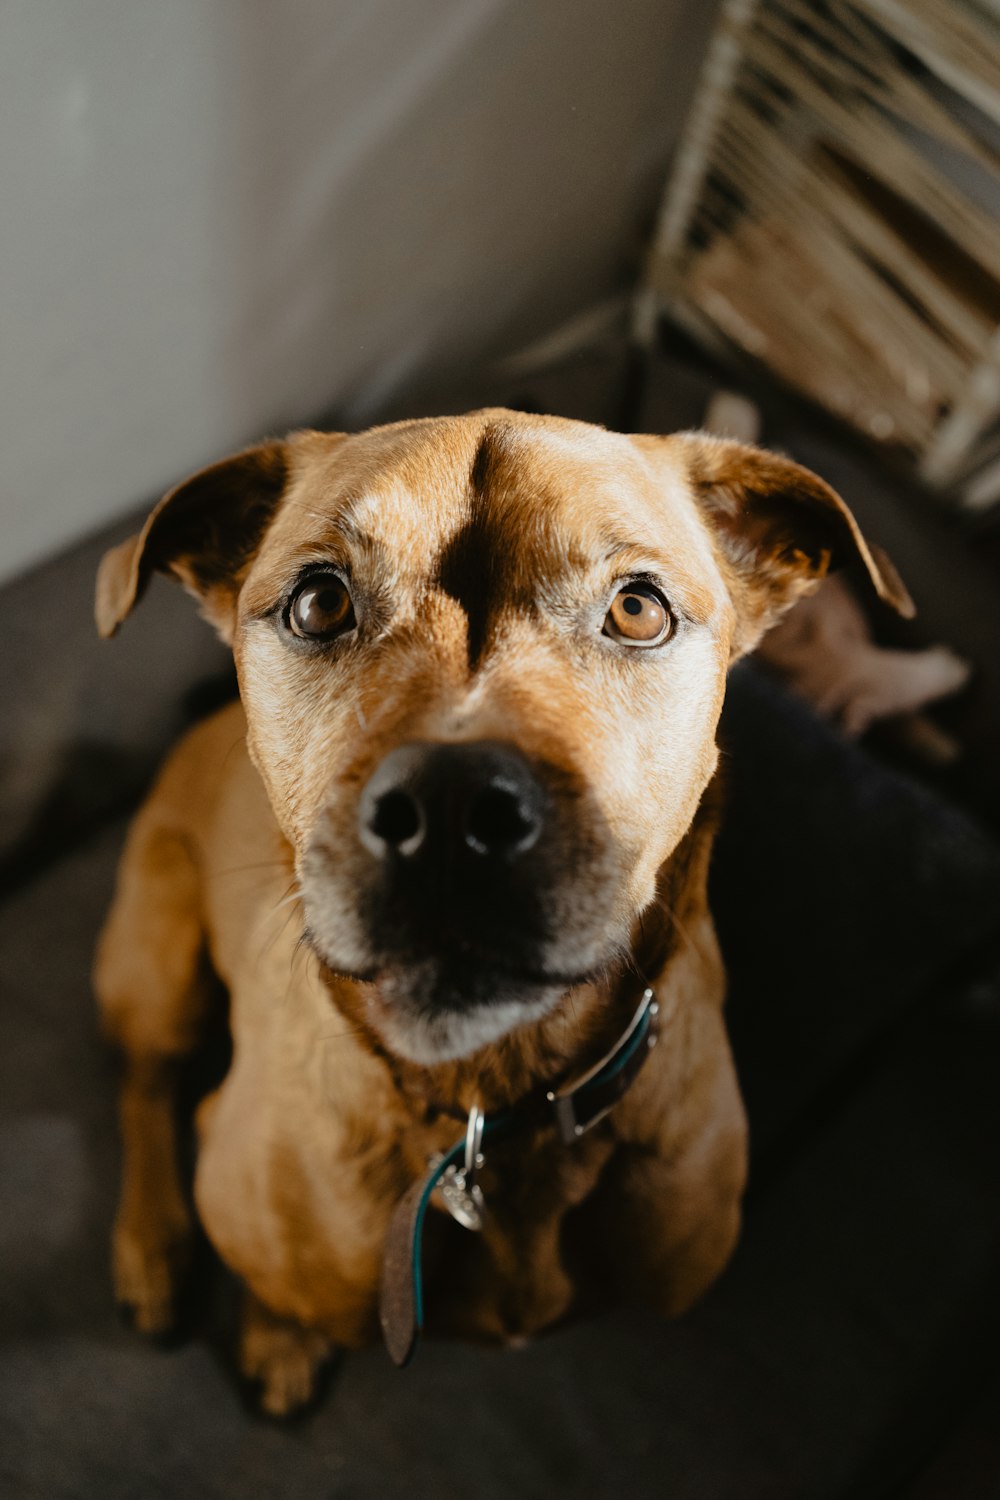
379;987;659;1366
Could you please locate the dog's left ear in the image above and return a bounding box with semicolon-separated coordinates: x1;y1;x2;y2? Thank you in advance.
638;432;914;656
95;439;289;643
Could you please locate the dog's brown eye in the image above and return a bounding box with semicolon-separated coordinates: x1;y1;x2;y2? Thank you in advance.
604;584;672;647
287;573;354;640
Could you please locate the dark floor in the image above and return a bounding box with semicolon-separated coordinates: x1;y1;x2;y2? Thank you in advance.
3;338;1000;1498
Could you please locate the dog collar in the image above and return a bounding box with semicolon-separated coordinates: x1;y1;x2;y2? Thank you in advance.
379;987;659;1366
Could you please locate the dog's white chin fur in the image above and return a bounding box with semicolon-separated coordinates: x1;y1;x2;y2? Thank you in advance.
373;972;565;1064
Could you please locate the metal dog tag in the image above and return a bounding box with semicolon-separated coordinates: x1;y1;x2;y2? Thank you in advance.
439;1165;486;1231
438;1103;487;1231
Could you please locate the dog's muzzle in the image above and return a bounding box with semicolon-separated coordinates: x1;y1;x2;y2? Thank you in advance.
301;738;622;1056
356;741;553;998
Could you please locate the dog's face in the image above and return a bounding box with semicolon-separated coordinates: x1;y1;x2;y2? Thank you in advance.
237;417;733;1061
97;411;910;1062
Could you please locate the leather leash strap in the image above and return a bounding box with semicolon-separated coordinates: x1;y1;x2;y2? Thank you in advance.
379;987;659;1366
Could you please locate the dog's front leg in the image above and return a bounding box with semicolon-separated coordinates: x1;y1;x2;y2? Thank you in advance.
238;1289;334;1418
603;994;748;1316
94;814;212;1334
109;1054;201;1334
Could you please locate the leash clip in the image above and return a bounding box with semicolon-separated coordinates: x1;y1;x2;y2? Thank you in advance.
438;1103;486;1231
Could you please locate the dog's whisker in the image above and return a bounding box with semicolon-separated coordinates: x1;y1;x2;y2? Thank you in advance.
655;895;694;955
282;937;311;1010
272;887;304;915
317;1022;369;1043
205;859;294;879
286;928;319;987
254;896;306;967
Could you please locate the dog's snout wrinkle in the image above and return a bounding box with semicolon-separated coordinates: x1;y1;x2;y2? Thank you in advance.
435;515;495;669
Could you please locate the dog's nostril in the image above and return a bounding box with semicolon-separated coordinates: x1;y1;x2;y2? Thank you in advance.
465;784;539;856
370;789;423;850
361;743;546;866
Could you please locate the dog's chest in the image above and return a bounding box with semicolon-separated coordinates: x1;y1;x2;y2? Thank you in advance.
193;1004;617;1345
423;1127;617;1341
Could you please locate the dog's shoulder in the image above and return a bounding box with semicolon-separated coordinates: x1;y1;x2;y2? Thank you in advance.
147;699;250;828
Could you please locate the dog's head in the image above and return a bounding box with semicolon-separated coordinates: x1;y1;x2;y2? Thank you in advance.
97;412;910;1062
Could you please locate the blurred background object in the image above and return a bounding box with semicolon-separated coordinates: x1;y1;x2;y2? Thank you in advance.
639;0;1000;507
700;389;974;756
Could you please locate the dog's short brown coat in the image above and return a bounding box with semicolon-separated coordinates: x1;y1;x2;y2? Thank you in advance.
93;411;909;1415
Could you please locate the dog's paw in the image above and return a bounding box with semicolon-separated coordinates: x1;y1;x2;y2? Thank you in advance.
239;1296;332;1418
112;1211;192;1336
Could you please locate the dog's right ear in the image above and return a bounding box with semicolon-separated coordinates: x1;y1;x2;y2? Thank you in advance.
95;439;289;643
634;431;913;657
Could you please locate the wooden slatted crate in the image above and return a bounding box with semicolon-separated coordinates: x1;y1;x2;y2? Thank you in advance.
640;0;1000;510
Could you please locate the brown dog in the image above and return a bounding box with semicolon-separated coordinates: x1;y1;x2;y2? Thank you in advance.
93;411;910;1414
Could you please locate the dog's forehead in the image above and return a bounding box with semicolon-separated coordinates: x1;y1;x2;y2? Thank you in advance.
260;411;719;598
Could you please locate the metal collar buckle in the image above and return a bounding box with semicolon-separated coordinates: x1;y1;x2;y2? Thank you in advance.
545;988;659;1145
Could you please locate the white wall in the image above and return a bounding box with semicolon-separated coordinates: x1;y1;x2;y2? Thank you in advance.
0;0;714;584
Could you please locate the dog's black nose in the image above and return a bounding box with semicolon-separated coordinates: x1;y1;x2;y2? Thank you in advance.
360;742;545;864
